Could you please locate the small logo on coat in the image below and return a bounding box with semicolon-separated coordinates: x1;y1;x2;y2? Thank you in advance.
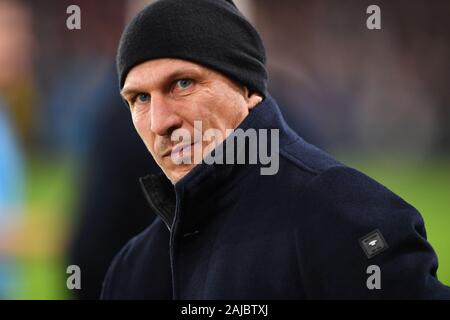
359;229;388;259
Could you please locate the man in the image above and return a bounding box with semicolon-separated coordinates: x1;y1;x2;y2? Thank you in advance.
101;0;450;299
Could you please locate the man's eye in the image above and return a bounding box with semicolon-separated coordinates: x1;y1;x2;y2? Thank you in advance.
175;79;192;90
136;93;150;103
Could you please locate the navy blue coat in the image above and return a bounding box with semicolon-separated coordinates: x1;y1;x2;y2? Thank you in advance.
101;94;450;299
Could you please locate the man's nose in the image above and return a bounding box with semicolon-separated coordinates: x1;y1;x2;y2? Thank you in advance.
150;94;182;136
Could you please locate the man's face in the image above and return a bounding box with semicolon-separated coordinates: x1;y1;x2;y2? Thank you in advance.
121;58;261;184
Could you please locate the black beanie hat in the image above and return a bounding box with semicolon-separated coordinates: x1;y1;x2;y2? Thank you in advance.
117;0;268;97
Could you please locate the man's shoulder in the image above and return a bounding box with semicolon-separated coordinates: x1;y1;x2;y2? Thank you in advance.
275;136;419;225
279;148;417;223
278;133;342;177
274;135;347;198
277;135;396;201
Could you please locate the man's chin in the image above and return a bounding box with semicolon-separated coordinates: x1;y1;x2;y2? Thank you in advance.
164;164;197;185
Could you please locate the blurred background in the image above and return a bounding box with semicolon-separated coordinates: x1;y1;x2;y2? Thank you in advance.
0;0;449;299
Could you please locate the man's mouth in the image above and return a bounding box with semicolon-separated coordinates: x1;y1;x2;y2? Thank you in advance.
161;141;201;160
172;142;194;157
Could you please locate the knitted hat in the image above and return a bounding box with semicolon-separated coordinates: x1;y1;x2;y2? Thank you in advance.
117;0;267;97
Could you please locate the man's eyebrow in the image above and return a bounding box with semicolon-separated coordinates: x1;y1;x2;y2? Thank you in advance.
121;85;153;99
120;67;202;98
120;87;140;99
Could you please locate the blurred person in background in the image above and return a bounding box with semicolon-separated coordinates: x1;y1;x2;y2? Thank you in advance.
0;98;26;298
66;69;160;299
0;0;33;298
0;0;37;150
67;0;160;300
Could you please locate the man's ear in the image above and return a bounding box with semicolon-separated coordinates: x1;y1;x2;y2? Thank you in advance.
243;86;263;110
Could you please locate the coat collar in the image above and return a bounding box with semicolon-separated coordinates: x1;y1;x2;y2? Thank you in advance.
139;94;292;232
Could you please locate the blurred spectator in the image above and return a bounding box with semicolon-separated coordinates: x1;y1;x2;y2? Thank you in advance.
67;0;160;299
0;0;38;150
0;0;31;298
67;64;161;300
0;98;24;228
0;98;25;298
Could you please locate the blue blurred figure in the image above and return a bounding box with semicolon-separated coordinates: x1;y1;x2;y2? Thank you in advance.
0;97;25;298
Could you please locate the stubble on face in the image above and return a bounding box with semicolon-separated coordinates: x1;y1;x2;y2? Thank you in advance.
122;58;261;184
